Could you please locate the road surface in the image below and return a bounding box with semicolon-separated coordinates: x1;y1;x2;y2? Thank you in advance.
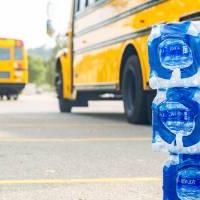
0;94;167;200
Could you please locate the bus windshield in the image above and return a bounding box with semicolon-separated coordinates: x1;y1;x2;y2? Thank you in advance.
0;48;10;60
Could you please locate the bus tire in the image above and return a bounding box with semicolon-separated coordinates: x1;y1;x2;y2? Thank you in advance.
56;70;72;113
122;55;148;124
6;95;11;101
13;94;19;101
59;99;72;113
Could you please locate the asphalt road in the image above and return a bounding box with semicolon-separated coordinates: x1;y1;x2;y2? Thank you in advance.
0;94;167;200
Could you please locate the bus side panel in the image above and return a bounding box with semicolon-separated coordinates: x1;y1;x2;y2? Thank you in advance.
73;0;200;89
74;38;148;89
74;0;149;87
74;43;123;87
75;0;148;33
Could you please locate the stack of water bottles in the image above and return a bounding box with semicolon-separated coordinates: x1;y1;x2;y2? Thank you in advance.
148;21;200;200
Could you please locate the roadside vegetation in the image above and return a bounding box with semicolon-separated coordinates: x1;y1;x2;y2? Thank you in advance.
28;42;64;91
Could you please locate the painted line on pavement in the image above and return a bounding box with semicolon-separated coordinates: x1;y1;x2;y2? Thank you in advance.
0;137;151;143
0;177;161;185
0;123;134;129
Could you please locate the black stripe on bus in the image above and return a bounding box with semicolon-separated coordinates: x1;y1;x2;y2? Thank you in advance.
74;26;152;55
75;0;167;37
180;11;200;21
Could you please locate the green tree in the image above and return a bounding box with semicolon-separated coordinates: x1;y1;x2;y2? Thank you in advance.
45;57;55;88
28;37;67;89
28;55;46;86
44;42;66;88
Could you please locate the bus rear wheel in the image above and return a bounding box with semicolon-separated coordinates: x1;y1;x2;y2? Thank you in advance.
6;95;11;101
122;55;148;124
56;70;72;113
13;94;19;101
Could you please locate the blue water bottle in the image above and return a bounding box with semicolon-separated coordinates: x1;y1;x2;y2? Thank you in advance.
176;155;200;200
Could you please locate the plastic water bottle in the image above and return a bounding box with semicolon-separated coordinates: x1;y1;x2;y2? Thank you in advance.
163;154;179;200
176;154;200;200
148;21;200;89
152;87;200;154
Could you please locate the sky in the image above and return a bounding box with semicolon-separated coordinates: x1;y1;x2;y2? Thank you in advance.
0;0;71;49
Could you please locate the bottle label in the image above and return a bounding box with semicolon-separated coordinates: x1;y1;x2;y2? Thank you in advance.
159;101;195;136
177;177;200;187
159;39;193;70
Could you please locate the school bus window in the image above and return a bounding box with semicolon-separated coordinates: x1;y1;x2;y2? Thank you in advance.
88;0;96;6
80;0;87;11
76;0;81;13
15;47;23;60
0;48;10;60
85;0;89;7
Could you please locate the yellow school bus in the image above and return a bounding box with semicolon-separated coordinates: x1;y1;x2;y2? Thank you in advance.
47;0;200;124
0;38;28;100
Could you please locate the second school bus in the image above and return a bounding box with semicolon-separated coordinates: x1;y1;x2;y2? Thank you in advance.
0;38;28;100
47;0;200;124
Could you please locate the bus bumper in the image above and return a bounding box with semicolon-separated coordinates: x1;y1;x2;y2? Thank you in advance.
0;83;26;95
